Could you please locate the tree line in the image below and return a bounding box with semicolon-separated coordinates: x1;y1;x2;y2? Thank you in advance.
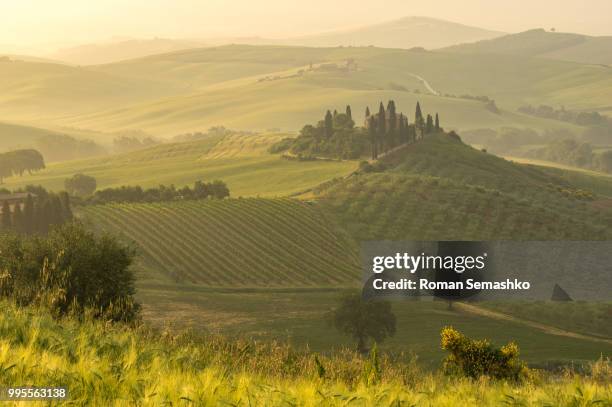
85;180;230;204
270;101;443;160
0;149;45;183
0;186;73;235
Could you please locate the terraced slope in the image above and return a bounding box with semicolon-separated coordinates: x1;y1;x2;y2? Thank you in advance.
81;199;360;287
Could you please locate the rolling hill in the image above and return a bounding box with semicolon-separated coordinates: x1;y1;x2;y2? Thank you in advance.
69;132;612;366
49;38;209;66
2;133;357;196
45;16;502;66
62;45;609;135
2;44;611;136
283;16;504;49
444;29;612;66
317;134;612;241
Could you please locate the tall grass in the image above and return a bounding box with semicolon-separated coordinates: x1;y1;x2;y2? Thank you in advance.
0;301;609;406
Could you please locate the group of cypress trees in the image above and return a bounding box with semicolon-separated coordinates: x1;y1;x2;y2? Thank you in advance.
272;101;442;160
366;101;441;159
0;188;72;235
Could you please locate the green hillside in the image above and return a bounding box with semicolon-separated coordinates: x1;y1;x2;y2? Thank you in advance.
317;135;612;241
2;133;357;196
81;198;360;287
444;29;612;66
66;45;608;134
0;121;64;152
2;45;610;137
0;58;181;119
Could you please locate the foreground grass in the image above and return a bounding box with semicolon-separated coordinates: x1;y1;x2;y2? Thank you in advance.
0;301;610;406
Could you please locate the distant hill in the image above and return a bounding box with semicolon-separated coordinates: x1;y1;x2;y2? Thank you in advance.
46;17;502;65
49;38;210;65
0;121;63;152
444;29;612;65
284;16;504;49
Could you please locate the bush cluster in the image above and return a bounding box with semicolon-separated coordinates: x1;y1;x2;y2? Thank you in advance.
85;180;230;204
0;222;138;321
441;326;527;380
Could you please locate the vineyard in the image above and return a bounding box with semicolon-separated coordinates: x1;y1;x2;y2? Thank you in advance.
81;198;360;287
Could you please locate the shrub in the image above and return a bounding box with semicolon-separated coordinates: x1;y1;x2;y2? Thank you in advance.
440;326;527;380
0;222;139;321
65;173;97;197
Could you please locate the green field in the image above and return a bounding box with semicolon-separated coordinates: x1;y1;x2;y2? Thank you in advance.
3;133;357;196
81;198;360;287
134;285;612;366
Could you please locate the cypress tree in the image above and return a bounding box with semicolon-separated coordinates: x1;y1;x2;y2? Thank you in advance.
398;113;406;144
59;191;73;221
346;105;352;120
415;102;425;139
324;110;333;138
1;200;11;230
377;102;386;153
23;194;34;234
365;106;370;117
12;203;23;233
386;100;397;150
435;113;440;131
368;116;378;159
426;114;434;134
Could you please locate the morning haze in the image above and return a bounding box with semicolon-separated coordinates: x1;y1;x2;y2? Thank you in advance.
2;0;612;55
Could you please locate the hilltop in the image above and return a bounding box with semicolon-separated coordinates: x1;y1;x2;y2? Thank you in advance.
444;29;612;66
284;16;504;49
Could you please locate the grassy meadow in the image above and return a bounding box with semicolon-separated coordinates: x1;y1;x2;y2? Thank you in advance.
3;133;358;196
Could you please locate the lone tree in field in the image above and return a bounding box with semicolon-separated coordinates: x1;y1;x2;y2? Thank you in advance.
65;173;97;197
331;293;396;353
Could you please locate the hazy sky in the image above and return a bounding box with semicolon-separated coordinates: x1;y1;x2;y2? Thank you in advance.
2;0;611;53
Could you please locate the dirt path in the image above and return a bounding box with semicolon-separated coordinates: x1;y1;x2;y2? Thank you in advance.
455;302;612;345
408;73;440;96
